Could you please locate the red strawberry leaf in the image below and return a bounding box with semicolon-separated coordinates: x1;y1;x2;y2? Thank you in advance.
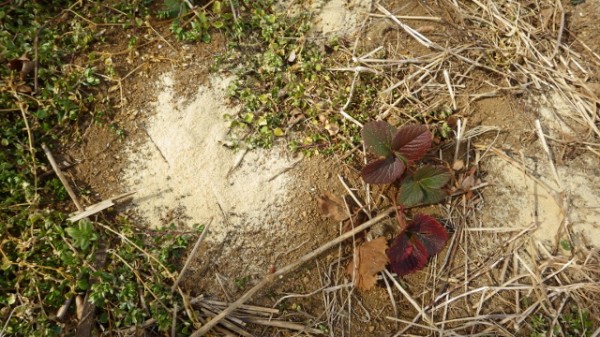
361;156;405;184
392;124;432;162
407;214;449;257
387;214;449;276
362;121;397;157
387;234;428;276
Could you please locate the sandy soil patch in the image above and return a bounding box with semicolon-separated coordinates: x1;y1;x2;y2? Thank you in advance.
482;152;600;247
311;0;372;36
121;74;296;244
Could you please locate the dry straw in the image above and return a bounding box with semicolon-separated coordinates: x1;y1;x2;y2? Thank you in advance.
356;1;600;335
182;0;600;335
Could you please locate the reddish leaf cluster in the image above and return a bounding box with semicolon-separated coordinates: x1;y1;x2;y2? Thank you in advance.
344;214;449;289
361;121;432;184
387;214;449;276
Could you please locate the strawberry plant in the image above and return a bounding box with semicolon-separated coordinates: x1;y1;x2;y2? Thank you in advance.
358;121;450;278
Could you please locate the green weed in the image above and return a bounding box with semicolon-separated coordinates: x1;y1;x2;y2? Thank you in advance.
528;307;594;337
0;1;217;335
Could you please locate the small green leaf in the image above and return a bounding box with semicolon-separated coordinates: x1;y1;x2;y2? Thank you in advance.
414;166;451;189
398;166;450;206
273;128;284;136
65;220;98;250
243;113;254;123
398;177;423;207
6;293;16;305
1;255;11;270
212;20;224;29
560;240;572;251
212;0;222;13
258;116;268;126
77;278;90;291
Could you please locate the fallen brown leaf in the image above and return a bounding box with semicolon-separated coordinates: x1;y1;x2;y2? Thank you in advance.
346;237;389;291
317;192;349;222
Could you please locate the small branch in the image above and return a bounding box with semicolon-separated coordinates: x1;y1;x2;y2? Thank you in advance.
368;13;443;22
198;308;252;337
267;154;304;182
56;295;74;321
226;148;249;178
242;317;324;335
339;72;364;128
453;118;466;164
376;4;435;49
189;207;396;336
67;191;136;222
42;143;84;211
328;66;379;74
552;1;565;58
171;303;178;337
172;219;213;292
383;269;437;330
0;305;21;337
534;119;562;190
199;299;279;316
443;69;457;111
17;102;38;196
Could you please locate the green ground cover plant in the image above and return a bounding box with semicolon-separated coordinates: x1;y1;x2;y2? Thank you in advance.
0;1;214;335
222;2;383;154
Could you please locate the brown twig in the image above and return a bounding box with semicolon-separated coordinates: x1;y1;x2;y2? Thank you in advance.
42;143;84;211
33;21;50;94
171;219;213;292
242;317;324;335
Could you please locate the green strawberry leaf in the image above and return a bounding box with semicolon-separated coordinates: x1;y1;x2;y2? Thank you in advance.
413;165;451;188
397;176;423;207
398;166;450;206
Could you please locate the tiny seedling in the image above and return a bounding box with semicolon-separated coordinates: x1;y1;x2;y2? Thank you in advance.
353;121;451;283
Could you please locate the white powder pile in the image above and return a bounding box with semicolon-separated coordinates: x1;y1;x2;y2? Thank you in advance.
122;74;294;243
311;0;372;36
483;155;600;247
